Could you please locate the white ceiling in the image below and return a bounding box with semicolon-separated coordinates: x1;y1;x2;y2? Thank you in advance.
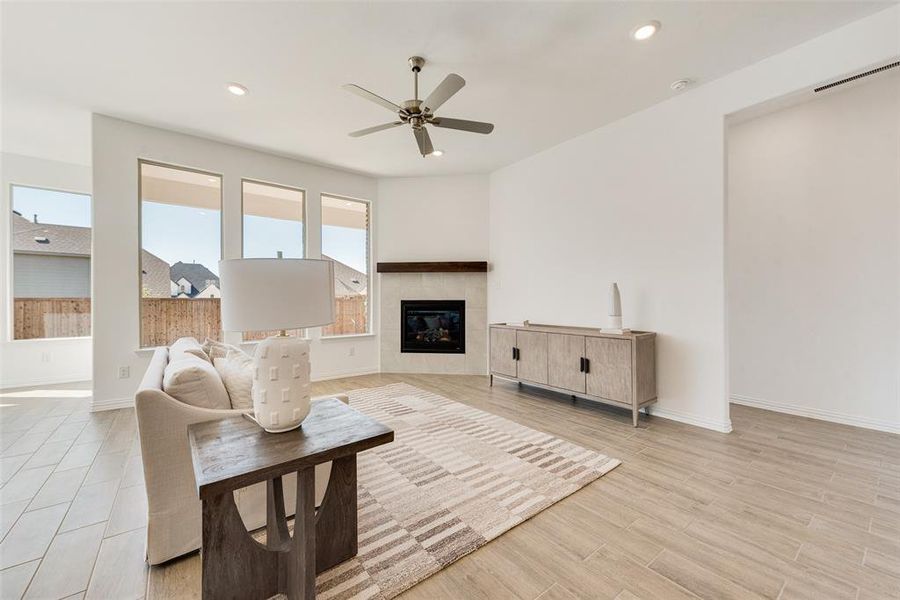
1;1;893;177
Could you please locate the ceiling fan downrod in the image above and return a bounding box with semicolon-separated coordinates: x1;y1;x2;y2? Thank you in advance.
409;56;425;102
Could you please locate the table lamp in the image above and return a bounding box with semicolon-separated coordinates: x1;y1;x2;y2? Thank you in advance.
219;258;335;433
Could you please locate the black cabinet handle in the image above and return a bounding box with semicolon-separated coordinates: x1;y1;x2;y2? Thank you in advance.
583;358;590;374
579;357;585;372
512;347;519;360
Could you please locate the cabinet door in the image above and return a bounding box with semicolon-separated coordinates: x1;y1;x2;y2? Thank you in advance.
490;328;518;377
516;330;548;384
548;334;585;393
585;337;632;404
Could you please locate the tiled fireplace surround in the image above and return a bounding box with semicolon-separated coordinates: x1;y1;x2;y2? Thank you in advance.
380;272;487;374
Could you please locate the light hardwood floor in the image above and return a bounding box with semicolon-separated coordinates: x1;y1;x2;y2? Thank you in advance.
1;374;898;599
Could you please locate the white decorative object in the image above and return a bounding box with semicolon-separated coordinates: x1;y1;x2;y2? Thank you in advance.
605;282;625;333
219;258;335;433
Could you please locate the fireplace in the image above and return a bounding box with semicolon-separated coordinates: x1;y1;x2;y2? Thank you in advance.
401;300;465;354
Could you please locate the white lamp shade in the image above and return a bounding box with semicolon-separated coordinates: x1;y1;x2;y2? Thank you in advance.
219;258;335;332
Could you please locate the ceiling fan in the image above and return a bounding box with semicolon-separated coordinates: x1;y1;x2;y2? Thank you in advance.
343;56;494;157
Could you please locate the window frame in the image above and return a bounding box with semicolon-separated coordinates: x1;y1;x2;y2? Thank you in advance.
8;183;94;342
319;192;373;339
240;177;308;341
137;159;224;349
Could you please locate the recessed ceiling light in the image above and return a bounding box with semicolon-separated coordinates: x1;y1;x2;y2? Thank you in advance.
631;21;661;41
670;78;691;91
430;149;444;157
226;82;248;96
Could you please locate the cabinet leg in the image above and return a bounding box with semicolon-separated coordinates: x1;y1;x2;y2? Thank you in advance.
632;408;639;428
489;374;493;387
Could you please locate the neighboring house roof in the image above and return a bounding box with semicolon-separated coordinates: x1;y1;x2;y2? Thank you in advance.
12;213;91;256
13;212;171;297
194;283;221;298
141;250;172;297
169;262;220;294
323;254;367;296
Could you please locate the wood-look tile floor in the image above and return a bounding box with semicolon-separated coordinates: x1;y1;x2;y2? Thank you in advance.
1;375;898;599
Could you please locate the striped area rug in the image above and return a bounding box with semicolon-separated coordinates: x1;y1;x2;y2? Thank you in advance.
294;383;619;599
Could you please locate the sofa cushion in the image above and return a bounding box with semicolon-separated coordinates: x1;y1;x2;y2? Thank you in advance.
163;354;230;409
214;349;254;410
169;337;209;363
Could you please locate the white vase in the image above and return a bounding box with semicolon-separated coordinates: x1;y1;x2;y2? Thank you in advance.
251;335;311;433
606;282;624;332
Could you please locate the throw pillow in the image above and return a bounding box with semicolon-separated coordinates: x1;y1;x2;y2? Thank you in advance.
163;354;231;410
213;349;254;411
202;337;239;361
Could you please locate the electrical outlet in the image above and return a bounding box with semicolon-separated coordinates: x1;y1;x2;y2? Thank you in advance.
348;346;355;357
118;366;130;379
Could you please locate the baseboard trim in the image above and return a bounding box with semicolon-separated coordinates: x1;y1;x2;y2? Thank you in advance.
312;369;380;382
646;406;733;433
91;397;133;412
0;375;91;391
730;394;899;434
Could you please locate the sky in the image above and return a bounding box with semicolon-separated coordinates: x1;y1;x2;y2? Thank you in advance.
12;186;90;227
13;185;369;276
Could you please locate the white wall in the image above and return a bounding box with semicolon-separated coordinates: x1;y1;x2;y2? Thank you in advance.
92;116;379;410
0;153;93;388
488;6;900;432
376;175;489;261
727;73;900;433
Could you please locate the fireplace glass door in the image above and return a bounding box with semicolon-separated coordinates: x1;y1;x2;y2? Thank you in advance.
401;300;465;354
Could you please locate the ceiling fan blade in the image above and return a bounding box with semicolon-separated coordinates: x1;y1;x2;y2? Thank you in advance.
422;73;465;113
342;84;402;113
413;127;434;157
348;122;404;138
430;117;494;134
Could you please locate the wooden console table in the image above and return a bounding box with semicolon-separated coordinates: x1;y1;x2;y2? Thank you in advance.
188;398;394;600
490;323;656;427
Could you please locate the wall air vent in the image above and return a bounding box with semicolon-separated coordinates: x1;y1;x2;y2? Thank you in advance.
814;61;900;93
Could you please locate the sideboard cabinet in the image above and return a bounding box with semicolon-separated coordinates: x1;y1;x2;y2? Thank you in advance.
489;323;656;426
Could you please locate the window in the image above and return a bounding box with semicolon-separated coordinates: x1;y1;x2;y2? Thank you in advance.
242;179;305;340
139;162;222;348
321;194;370;336
11;185;92;339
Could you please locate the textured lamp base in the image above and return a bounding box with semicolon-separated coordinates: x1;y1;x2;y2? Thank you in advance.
252;335;311;433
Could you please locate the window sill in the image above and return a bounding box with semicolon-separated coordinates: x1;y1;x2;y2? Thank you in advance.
9;336;92;343
136;346;163;354
319;333;376;341
240;338;311;346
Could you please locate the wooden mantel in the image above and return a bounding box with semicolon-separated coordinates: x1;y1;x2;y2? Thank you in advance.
376;261;488;273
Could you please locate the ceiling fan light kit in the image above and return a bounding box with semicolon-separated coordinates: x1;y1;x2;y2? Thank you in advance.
343;56;495;157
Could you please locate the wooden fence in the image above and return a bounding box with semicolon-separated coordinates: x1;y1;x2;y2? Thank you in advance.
323;295;368;337
140;298;222;348
15;295;367;343
14;298;91;339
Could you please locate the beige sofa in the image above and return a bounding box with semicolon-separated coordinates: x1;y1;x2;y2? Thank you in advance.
135;346;347;565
